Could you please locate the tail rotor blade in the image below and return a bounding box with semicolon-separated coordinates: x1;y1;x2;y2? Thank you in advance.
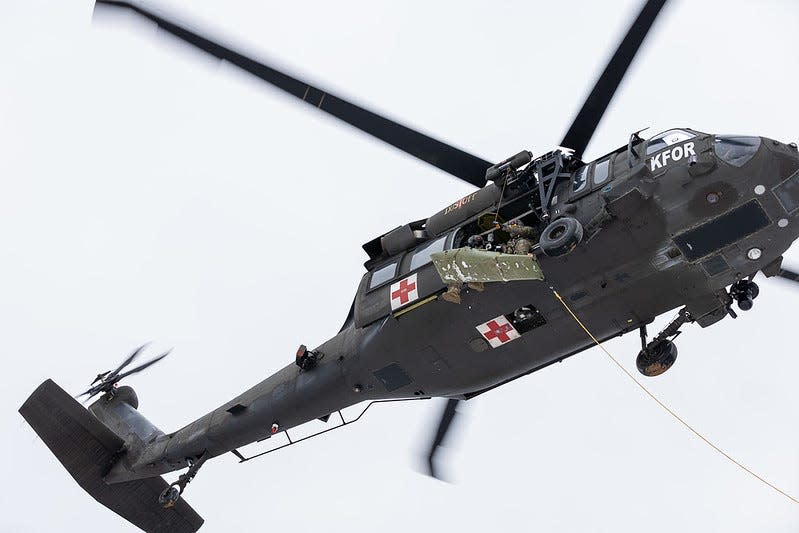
90;371;110;386
426;398;460;480
76;344;166;401
116;349;170;381
106;343;149;381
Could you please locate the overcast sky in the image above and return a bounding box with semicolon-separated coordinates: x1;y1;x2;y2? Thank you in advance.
2;1;799;531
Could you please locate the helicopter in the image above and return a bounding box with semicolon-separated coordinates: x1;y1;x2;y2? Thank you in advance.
18;0;799;531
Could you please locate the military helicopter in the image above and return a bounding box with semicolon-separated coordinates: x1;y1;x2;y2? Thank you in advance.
19;0;799;531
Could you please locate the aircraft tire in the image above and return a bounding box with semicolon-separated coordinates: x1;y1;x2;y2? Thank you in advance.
539;217;584;257
158;485;181;509
636;339;678;377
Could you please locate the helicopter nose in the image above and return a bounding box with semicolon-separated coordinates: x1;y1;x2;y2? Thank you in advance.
744;137;799;261
671;135;799;269
758;137;799;211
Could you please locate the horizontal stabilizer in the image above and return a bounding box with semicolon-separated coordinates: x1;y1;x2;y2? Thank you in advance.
19;379;204;533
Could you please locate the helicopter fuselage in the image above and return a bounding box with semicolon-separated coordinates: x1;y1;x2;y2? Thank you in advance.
108;129;799;482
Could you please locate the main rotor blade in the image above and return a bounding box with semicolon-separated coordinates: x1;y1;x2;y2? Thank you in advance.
560;0;667;158
426;398;460;480
94;1;493;187
777;268;799;283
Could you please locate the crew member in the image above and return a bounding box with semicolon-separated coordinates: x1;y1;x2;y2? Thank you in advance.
503;222;535;255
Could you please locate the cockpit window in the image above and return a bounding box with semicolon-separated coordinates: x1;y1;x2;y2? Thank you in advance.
369;262;397;289
646;129;696;155
410;236;446;271
715;135;761;167
573;165;588;192
593;158;610;184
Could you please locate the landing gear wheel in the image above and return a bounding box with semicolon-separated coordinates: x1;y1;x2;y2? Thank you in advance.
539;217;584;257
636;339;678;377
159;484;182;509
747;283;760;299
730;280;759;311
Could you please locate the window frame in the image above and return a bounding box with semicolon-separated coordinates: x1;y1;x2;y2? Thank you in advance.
367;259;400;291
592;156;612;187
569;163;594;201
572;165;589;194
645;129;696;156
407;235;448;274
714;135;761;168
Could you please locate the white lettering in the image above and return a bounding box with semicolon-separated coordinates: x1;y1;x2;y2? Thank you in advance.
647;141;696;172
650;153;663;171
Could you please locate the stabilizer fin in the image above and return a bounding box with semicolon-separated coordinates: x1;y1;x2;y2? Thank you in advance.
20;379;204;533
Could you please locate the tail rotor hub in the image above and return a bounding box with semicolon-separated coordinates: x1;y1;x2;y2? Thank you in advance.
77;344;170;402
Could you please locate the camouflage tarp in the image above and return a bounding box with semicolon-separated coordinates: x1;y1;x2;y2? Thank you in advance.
430;248;545;283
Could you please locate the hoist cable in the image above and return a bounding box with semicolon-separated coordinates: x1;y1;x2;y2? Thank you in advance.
551;288;799;505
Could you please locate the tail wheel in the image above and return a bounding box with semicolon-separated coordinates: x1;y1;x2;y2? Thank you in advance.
636;339;678;377
539;217;584;257
159;484;182;509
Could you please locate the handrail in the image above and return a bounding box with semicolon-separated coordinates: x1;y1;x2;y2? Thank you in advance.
233;397;431;463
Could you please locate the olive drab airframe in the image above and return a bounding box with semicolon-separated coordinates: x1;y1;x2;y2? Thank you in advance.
19;1;799;532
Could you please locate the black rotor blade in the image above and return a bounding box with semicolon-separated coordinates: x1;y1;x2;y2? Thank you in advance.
116;349;170;381
77;345;164;400
77;381;107;399
777;268;799;283
560;0;667;158
94;1;493;187
106;343;148;381
426;398;460;479
90;370;110;385
76;387;96;399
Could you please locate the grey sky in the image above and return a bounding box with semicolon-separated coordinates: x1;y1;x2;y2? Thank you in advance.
2;1;798;531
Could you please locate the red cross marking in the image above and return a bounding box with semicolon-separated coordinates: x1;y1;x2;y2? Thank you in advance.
391;278;417;305
483;320;514;343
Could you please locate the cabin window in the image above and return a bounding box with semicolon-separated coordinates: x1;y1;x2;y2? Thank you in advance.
646;129;695;155
593;158;611;184
714;135;761;167
369;262;397;289
410;236;447;271
573;166;588;192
